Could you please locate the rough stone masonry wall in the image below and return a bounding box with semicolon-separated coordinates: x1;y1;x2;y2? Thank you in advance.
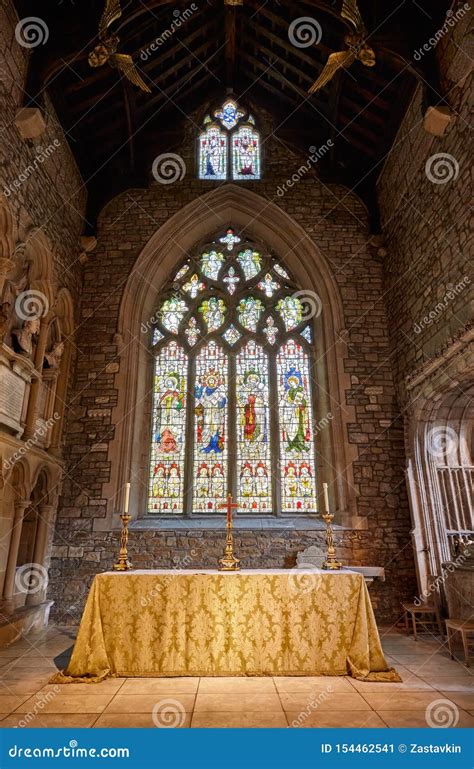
0;0;85;296
48;111;417;624
377;16;473;404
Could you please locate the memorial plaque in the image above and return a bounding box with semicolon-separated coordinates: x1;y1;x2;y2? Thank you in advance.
0;363;26;434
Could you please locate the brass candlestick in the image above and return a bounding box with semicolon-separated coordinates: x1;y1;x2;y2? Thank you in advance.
321;511;342;570
219;494;240;571
113;513;133;571
219;521;241;571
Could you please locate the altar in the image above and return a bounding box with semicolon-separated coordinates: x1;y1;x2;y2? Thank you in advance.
54;569;400;683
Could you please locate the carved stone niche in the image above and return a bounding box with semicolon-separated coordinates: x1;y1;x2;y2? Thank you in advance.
0;344;36;437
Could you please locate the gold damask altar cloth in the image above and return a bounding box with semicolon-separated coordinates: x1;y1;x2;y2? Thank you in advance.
53;569;400;682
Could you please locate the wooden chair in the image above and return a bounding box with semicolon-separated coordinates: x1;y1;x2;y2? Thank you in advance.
401;574;444;640
445;619;474;666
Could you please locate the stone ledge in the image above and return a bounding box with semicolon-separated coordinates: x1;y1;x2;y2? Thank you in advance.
0;601;54;648
129;516;327;531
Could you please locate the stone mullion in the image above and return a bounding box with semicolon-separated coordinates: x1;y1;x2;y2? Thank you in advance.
307;337;322;516
2;501;29;601
183;350;196;517
228;352;237;511
269;352;281;517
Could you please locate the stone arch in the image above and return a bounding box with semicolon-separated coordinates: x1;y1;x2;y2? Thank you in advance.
0;193;15;264
1;458;31;601
49;287;75;453
101;184;357;528
55;287;75;336
405;330;473;593
5;457;31;501
22;227;56;311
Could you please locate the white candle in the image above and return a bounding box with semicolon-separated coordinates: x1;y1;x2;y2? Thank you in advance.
322;482;330;513
124;482;131;513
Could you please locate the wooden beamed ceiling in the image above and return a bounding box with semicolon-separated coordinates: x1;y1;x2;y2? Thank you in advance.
13;0;453;228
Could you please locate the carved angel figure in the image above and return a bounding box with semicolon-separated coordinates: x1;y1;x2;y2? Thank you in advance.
308;0;376;94
88;0;151;93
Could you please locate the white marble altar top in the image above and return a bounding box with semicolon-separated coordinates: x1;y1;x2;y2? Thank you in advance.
104;568;362;577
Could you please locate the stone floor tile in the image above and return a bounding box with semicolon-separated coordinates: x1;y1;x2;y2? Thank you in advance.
120;678;199;695
104;694;196;714
94;713;191;728
279;691;370;712
191;711;287;728
0;713;98;728
14;693;113;714
361;692;457;710
194;690;282;712
378;709;474;728
197;677;276;693
287;711;387;728
273;676;353;693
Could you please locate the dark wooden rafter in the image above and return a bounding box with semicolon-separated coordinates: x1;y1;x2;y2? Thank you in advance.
122;79;137;172
225;5;237;88
10;0;452;229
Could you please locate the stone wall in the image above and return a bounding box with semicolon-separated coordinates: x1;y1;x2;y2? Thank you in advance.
49;528;411;625
377;15;473;404
0;0;86;615
0;0;85;293
49;118;416;624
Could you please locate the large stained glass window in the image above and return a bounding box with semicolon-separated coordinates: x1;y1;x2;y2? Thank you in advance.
277;339;317;513
236;340;271;513
197;98;261;181
149;341;187;514
193;341;228;513
148;228;319;517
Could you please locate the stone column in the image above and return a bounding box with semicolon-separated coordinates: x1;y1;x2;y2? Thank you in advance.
26;504;55;606
49;343;72;455
2;500;29;601
23;317;49;439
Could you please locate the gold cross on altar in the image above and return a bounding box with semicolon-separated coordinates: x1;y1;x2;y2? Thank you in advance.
219;494;238;524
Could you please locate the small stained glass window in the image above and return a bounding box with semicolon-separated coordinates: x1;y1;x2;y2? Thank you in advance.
277;295;303;330
232;124;260;180
200;249;225;280
237;248;261;280
301;326;312;343
223;325;241;346
219;228;241;251
223;266;240;294
159;296;188;334
257;273;280;297
199;296;226;331
198;99;261;181
263;316;278;345
214;99;244;129
274;263;290;280
174;263;190;281
185;317;200;346
198;124;228;180
238;296;264;331
182;274;205;298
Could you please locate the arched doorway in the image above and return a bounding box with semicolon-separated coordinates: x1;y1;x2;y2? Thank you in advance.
406;342;473;595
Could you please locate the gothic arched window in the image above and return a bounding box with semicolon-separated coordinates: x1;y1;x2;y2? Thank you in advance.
198;99;261;181
148;229;317;516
